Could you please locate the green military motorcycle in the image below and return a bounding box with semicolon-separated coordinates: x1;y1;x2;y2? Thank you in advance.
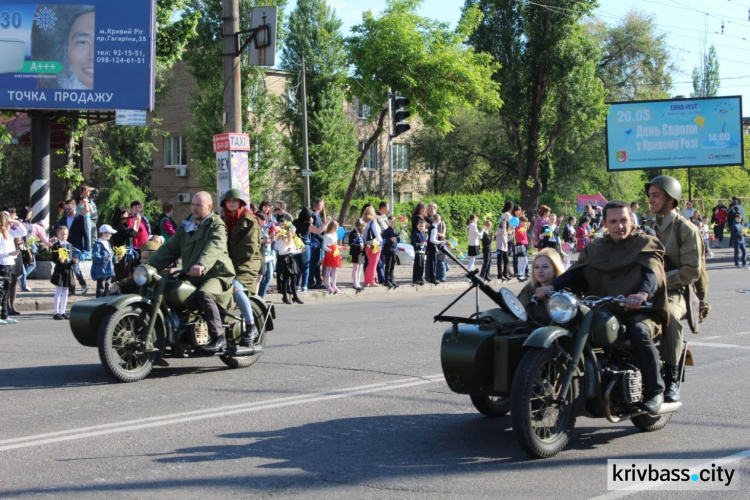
69;264;275;383
437;249;689;459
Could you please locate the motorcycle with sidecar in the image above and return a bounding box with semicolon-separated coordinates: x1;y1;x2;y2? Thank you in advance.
436;248;691;458
69;264;275;383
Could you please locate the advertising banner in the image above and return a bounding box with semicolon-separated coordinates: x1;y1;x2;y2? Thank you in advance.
605;96;743;171
0;1;156;111
576;193;607;213
215;133;251;206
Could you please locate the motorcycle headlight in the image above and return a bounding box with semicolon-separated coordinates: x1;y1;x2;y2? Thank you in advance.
132;265;153;286
547;292;579;324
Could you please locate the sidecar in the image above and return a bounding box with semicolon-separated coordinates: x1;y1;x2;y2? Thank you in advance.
437;287;540;417
70;294;160;348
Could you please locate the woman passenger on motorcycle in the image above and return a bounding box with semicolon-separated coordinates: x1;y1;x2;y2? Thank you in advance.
516;248;565;324
220;189;262;345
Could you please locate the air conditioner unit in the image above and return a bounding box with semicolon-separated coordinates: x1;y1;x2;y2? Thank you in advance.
177;193;192;203
175;166;187;177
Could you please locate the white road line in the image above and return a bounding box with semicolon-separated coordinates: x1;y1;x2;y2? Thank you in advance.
736;331;750;335
0;374;444;452
588;448;750;499
699;336;722;340
688;342;750;350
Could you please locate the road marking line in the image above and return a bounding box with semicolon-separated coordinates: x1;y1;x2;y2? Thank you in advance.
0;374;444;452
688;342;750;350
588;448;750;499
736;331;750;335
699;336;722;340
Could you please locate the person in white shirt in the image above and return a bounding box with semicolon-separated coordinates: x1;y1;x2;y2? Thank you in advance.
630;201;640;225
680;201;696;221
466;214;480;275
0;212;26;324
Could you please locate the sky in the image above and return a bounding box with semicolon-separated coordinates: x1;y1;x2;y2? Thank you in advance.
309;0;750;111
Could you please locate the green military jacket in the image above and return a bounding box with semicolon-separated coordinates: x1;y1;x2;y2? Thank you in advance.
226;211;263;291
643;211;702;291
147;212;236;310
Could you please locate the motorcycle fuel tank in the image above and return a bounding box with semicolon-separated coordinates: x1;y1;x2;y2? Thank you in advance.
163;280;199;310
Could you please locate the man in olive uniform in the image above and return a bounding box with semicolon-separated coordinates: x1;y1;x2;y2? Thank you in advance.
147;191;236;352
536;201;668;413
643;175;703;403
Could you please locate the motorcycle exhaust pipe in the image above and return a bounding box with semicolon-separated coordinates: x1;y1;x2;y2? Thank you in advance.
228;345;263;356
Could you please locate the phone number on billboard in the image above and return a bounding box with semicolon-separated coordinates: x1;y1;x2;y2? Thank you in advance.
96;57;146;64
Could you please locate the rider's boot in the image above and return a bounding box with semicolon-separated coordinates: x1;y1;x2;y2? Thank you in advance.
242;323;259;345
203;335;226;353
663;364;681;403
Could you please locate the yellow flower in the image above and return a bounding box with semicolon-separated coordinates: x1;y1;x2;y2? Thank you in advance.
333;247;341;258
113;245;127;263
293;235;304;249
372;243;381;254
56;246;70;261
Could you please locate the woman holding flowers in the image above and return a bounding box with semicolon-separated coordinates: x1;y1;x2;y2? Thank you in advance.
362;206;382;286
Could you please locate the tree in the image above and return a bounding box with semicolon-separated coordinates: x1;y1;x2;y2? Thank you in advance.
340;0;502;224
465;0;607;216
183;0;287;200
692;45;720;98
593;10;675;102
280;0;357;202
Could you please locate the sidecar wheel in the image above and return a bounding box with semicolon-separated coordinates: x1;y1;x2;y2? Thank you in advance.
220;301;267;369
511;346;580;459
632;413;672;432
98;305;159;383
470;395;510;417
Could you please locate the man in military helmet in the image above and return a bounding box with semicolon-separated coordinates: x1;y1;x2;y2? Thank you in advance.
643;175;703;403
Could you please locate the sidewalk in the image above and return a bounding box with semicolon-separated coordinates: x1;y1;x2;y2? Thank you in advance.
13;245;739;313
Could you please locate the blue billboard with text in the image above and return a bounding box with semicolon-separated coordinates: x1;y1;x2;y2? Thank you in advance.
605;96;743;171
0;1;155;111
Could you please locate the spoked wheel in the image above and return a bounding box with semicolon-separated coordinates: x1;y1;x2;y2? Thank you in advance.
98;305;161;383
632;410;672;431
470;394;510;417
220;300;267;369
511;346;580;459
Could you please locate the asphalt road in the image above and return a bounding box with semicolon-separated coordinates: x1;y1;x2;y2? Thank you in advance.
0;258;749;499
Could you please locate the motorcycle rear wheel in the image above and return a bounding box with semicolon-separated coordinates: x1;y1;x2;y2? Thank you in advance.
511;346;579;459
220;300;267;369
632;412;672;431
98;305;160;383
470;395;510;417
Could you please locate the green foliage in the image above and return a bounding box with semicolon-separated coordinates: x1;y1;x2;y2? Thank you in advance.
183;0;288;200
0;143;31;209
465;0;607;217
592;11;675;101
279;0;358;200
338;0;503;223
691;45;720;98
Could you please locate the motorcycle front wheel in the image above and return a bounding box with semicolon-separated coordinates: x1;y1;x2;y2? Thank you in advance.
220;300;267;369
511;346;579;459
98;305;161;383
470;395;510;417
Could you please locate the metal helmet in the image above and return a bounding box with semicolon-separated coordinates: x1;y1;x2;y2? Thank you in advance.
220;188;247;208
645;175;682;205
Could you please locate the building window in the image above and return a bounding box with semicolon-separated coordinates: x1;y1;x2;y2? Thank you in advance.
360;141;377;171
393;143;410;171
358;101;371;120
163;135;187;167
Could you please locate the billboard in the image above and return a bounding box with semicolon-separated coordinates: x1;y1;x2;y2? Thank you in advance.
605;96;743;171
0;1;156;111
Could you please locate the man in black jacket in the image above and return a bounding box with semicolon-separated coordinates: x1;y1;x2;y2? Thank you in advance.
58;199;89;295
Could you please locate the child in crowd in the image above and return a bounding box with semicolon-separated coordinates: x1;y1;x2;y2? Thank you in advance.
729;212;747;268
575;216;590;252
50;225;75;320
699;216;713;258
381;215;400;289
349;219;365;291
274;225;303;304
91;224;116;297
321;220;342;294
466;214;480;274
495;217;511;281
412;219;427;285
561;215;576;268
515;216;530;282
479;219;493;281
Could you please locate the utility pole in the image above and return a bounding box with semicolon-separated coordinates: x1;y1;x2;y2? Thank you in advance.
222;0;241;133
387;89;394;212
301;56;311;207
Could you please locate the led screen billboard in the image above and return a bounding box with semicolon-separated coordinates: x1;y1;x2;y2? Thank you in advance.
0;1;156;111
605;96;743;171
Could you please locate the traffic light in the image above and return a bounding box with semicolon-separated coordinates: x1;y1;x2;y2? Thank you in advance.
392;95;411;137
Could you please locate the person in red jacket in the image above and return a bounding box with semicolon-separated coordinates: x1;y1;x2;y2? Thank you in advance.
710;200;728;248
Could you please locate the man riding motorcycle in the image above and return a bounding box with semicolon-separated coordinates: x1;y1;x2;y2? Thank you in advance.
535;200;668;413
146;191;236;352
